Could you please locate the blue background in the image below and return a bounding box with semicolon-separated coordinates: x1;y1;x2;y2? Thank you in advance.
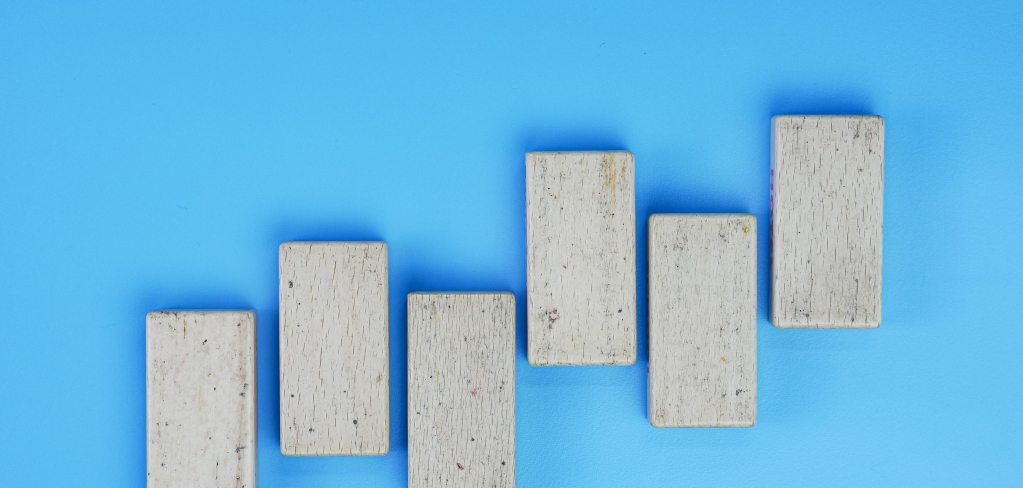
2;1;1021;486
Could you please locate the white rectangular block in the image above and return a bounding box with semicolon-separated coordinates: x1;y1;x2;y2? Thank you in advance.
771;115;884;328
279;242;389;456
526;151;637;366
146;311;257;488
648;215;757;428
408;293;515;488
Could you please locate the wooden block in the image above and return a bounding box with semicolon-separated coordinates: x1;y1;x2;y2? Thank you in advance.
648;215;757;428
771;115;884;328
279;242;389;456
525;151;637;366
408;293;515;488
146;311;257;488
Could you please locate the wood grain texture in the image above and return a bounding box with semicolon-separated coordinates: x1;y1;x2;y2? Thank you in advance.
408;293;515;488
526;151;637;366
279;242;389;456
648;215;757;428
771;115;884;329
146;311;257;488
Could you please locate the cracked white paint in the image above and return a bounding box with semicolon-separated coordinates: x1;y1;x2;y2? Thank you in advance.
771;116;884;329
279;242;389;456
407;293;515;488
648;214;757;428
146;310;257;488
526;151;637;365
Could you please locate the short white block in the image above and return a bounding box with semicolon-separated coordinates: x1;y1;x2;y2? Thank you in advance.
146;311;257;488
408;293;515;488
771;115;884;328
648;215;757;428
526;151;637;366
279;242;389;456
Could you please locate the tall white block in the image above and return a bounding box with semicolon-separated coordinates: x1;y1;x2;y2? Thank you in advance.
526;151;637;366
771;115;884;328
648;215;757;428
408;293;515;488
146;311;257;488
279;242;389;456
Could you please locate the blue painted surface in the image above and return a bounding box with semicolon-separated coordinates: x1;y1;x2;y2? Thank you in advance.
1;1;1021;486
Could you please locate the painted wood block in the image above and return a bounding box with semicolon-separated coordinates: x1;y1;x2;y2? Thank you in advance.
279;242;389;456
146;311;257;488
648;214;757;428
525;151;637;366
407;293;515;488
771;115;884;328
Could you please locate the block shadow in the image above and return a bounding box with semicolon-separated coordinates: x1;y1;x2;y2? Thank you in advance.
518;126;628;153
766;89;876;117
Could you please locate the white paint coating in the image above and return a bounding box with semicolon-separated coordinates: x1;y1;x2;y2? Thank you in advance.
146;310;257;488
408;293;515;488
648;214;757;428
526;151;637;366
771;115;884;328
279;242;389;456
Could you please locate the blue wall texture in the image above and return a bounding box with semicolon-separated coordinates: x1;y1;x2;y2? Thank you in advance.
1;1;1021;486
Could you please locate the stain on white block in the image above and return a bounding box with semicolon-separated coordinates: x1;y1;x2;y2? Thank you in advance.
771;115;884;328
279;242;389;456
407;293;515;488
526;151;637;366
648;215;757;428
146;310;257;488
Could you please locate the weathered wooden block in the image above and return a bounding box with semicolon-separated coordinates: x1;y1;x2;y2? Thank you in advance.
146;310;257;488
525;151;637;366
279;242;389;456
648;214;757;428
407;293;515;488
771;115;884;329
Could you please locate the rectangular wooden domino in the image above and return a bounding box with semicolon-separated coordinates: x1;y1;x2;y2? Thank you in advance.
648;215;757;427
526;151;637;365
771;115;884;328
279;242;389;456
146;311;257;488
407;293;515;488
